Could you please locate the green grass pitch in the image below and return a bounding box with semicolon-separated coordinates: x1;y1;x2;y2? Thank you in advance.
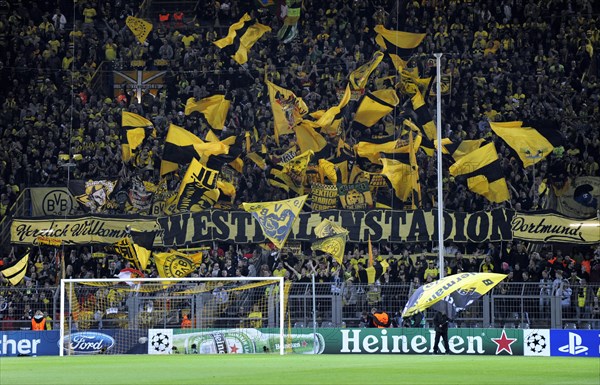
1;354;598;385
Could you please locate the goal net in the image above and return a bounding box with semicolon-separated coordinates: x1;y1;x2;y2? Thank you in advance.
59;277;318;356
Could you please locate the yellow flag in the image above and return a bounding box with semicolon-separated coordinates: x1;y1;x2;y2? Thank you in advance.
351;89;399;131
316;84;352;136
154;250;201;279
411;88;436;141
184;95;230;130
242;195;308;249
0;252;29;285
161;124;229;176
489;121;562;167
317;158;337;184
355;137;405;165
374;25;426;58
381;132;422;203
265;79;308;144
294;119;327;153
214;13;271;64
349;51;384;90
176;158;220;212
126;16;153;44
267;151;313;195
121;111;153;163
449;142;510;203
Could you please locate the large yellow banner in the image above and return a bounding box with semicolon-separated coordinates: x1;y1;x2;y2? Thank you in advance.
10;208;599;247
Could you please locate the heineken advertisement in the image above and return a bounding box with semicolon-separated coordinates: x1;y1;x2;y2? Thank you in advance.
10;208;599;247
320;328;524;355
148;328;324;354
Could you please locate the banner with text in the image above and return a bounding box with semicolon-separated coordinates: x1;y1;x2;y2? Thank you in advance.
10;209;599;247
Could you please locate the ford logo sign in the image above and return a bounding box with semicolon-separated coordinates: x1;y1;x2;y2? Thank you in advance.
61;332;115;354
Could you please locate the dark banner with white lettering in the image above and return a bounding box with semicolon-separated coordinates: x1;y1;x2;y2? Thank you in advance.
10;209;598;247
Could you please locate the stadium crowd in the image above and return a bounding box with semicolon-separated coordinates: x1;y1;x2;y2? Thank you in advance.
0;0;599;326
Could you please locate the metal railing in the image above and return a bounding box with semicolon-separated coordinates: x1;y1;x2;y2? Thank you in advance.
1;281;597;331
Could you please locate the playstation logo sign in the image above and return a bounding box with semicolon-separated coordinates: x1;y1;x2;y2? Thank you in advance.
557;332;588;355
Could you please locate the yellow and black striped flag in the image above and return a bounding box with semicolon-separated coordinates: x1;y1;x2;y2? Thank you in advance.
316;84;352;136
489;120;564;167
160;124;229;176
121;111;154;163
374;25;426;59
381;132;422;206
112;230;156;271
213;13;271;64
441;139;485;161
184;94;231;131
0;251;29;285
449;142;510;203
350;89;399;133
349;51;385;90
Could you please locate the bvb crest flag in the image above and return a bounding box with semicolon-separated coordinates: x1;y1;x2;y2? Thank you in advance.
267;150;313;195
312;218;349;264
213;13;271;64
402;273;506;318
154;249;203;279
312;233;348;265
0;251;29;285
184;95;230;131
489;121;563;167
242;195;308;249
125;16;153;44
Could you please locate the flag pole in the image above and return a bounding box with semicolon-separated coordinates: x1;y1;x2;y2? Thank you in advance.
434;53;445;278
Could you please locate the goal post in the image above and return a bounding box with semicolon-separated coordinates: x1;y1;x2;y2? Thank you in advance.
59;276;286;356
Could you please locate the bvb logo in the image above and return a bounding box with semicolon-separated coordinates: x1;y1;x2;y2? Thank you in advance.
322;238;343;255
345;189;365;207
42;189;74;216
164;255;194;278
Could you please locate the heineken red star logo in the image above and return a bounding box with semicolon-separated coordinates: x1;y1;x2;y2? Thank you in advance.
492;330;517;355
230;344;239;353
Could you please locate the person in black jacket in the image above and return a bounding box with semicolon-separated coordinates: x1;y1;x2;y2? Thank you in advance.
433;309;451;354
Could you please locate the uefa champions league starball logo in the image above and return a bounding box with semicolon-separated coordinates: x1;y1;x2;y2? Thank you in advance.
525;332;547;354
151;332;171;353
